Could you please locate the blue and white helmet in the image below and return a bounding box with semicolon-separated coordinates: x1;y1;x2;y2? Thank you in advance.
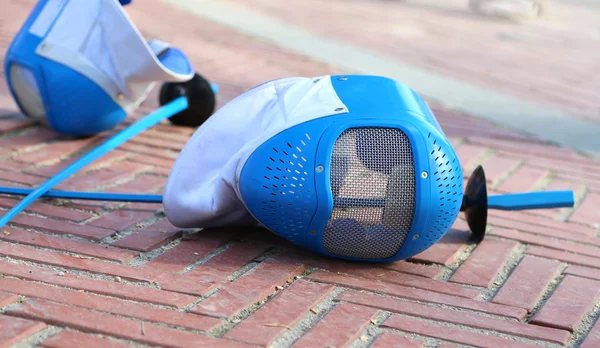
4;0;194;136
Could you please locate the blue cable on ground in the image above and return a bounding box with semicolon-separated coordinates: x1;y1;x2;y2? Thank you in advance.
0;187;163;203
0;96;187;228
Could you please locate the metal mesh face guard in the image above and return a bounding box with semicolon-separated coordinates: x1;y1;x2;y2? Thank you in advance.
322;127;416;259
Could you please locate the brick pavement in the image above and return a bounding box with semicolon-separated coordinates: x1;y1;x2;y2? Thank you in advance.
220;0;600;124
0;1;599;347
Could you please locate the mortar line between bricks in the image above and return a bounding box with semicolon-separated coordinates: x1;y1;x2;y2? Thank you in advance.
1;224;128;252
0;273;197;311
490;160;525;191
523;268;568;324
0;239;124;265
2;291;222;336
0;256;159;289
267;286;346;348
8;324;62;348
13;327;153;348
375;320;471;348
477;241;528;302
101;214;162;245
384;313;564;348
330;286;522;323
559;184;590;222
531;170;556;192
348;311;392;348
570;300;600;348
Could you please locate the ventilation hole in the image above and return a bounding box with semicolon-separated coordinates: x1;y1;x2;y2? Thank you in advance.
298;163;304;168
287;142;292;148
273;148;279;153
277;168;282;172
283;151;288;156
263;185;268;189
270;157;275;162
266;166;272;171
274;176;280;180
264;176;270;180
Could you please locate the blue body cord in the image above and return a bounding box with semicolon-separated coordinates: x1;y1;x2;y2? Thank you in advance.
0;96;187;228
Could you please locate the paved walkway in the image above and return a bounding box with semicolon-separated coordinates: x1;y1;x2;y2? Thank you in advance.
0;1;599;347
164;0;600;157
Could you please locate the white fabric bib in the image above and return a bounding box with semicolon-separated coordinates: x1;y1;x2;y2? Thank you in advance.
163;76;349;228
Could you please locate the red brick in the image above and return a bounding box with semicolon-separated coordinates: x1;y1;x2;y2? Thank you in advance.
381;315;541;348
0;128;57;151
225;280;335;346
13;136;100;165
0;168;44;185
118;142;179;160
531;275;600;332
87;206;156;232
454;143;488;169
0;278;221;332
129;136;186;152
148;166;171;177
0;227;137;263
380;261;443;278
565;265;600;281
190;257;307;318
338;291;570;345
104;174;165;194
478;155;522;186
159;242;273;295
141;229;242;275
472;138;577;160
307;270;526;320
532;178;583;219
582;318;600;348
111;218;182;252
0;260;195;308
11;214;114;240
0;315;47;348
40;331;136;348
450;238;518;288
370;332;426;348
56;161;151;191
293;303;378;347
130;153;176;168
569;192;600;226
496;165;549;193
489;211;598;241
490;228;600;258
0;291;19;307
0;159;30;171
410;222;472;266
492;255;563;312
0;242;157;282
6;299;249;348
28;150;130;178
287;251;477;298
0;116;32;133
526;246;600;269
0;196;92;222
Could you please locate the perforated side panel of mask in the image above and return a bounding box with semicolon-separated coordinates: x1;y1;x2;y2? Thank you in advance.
322;128;416;259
